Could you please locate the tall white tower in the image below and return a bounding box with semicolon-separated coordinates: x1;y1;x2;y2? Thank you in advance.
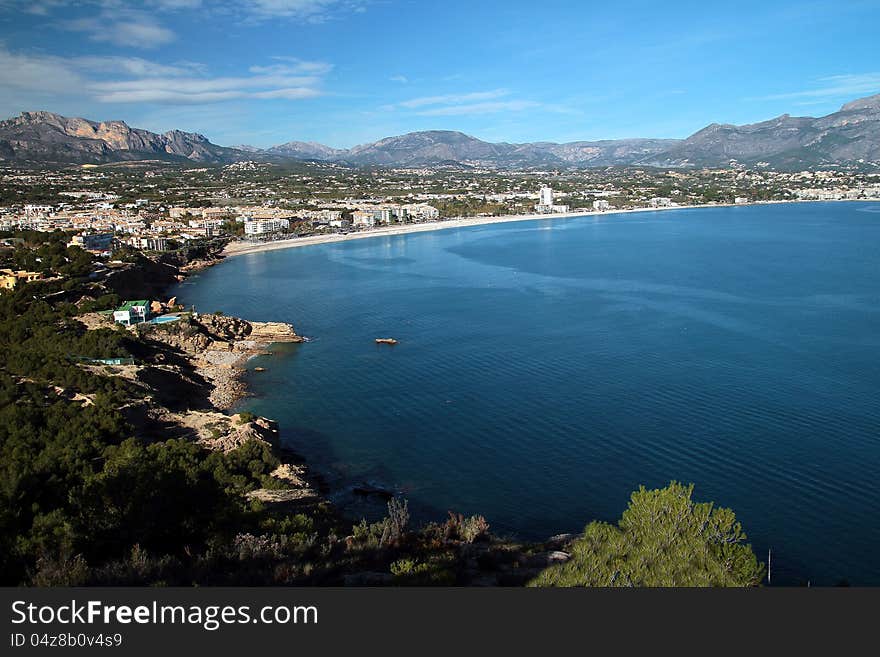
539;186;553;206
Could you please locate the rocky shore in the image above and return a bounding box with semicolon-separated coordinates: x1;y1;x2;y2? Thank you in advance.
78;253;576;584
77;306;323;508
179;314;305;410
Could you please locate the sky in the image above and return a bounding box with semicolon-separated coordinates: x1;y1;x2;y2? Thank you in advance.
0;0;879;148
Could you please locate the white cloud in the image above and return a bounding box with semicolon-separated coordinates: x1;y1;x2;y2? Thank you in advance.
73;56;204;77
389;75;408;83
249;57;334;76
399;89;511;109
241;0;366;21
0;0;73;15
63;8;177;49
0;45;329;107
0;45;84;94
146;0;203;8
92;72;324;103
251;87;321;99
752;73;880;103
92;87;321;104
0;0;369;31
0;1;199;49
415;100;540;117
386;89;540;116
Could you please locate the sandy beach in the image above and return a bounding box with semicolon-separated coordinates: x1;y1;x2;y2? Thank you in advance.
222;202;753;258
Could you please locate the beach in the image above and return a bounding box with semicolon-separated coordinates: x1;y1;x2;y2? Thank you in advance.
222;202;752;257
189;200;880;584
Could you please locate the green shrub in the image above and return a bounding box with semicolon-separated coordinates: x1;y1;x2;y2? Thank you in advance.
236;411;257;425
529;482;764;587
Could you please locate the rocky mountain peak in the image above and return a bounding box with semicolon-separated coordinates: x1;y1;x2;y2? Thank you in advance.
0;111;243;163
4;91;880;169
841;93;880;112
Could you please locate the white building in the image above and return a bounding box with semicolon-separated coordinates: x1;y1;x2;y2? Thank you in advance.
113;300;150;326
321;210;343;222
535;186;569;213
650;197;673;208
329;219;351;230
124;236;170;251
593;200;611;211
202;207;234;221
169;207;198;219
352;211;376;228
406;204;439;221
24;204;53;217
373;208;393;224
539;187;553;206
190;217;228;232
69;233;115;251
734;197;750;204
244;217;290;236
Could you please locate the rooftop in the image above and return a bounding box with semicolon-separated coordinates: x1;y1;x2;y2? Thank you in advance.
117;300;149;311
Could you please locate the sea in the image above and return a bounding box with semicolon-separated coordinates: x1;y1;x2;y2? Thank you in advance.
172;202;880;585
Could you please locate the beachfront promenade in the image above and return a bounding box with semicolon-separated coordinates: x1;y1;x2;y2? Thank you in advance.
222;202;754;258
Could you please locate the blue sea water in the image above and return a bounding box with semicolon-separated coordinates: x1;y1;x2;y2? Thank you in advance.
173;202;880;585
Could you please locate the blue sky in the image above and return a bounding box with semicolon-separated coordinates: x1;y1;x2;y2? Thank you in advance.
0;0;878;148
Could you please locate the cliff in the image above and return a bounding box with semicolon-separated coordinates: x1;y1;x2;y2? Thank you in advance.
77;310;323;509
0;111;246;164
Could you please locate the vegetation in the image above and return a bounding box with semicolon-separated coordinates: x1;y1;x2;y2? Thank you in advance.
529;482;764;587
0;236;765;587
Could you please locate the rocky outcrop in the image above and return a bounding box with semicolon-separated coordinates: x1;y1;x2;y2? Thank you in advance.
0;111;247;164
78;310;323;510
194;313;254;342
247;488;322;504
248;321;304;343
138;313;302;409
198;412;280;451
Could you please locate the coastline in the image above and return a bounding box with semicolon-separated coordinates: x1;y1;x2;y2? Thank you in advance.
222;201;780;258
121;310;327;504
188;318;306;410
68;199;872;584
203;200;786;512
181;197;875;549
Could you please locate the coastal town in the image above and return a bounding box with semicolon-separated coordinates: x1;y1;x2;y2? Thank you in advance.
4;161;879;360
3;161;880;388
1;163;879;260
4;160;873;589
5;0;880;632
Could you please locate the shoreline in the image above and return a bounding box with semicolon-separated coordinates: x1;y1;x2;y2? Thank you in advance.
188;197;874;537
125;310;328;504
221;200;815;258
175;315;306;411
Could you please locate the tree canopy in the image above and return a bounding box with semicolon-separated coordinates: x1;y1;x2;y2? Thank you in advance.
530;482;764;587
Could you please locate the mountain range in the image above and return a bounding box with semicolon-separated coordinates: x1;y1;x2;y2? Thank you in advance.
2;93;879;170
0;111;241;165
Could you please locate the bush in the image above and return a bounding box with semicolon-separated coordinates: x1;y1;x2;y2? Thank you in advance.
444;512;490;543
236;411;257;425
390;557;456;586
529;482;764;587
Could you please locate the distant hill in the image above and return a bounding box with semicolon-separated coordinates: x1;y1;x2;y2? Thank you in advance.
253;93;880;169
0;111;247;164
264;141;347;160
646;93;880;169
267;130;676;168
2;93;880;169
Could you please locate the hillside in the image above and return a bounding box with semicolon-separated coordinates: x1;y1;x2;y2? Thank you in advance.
0;111;247;164
2;93;880;169
646;93;880;168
